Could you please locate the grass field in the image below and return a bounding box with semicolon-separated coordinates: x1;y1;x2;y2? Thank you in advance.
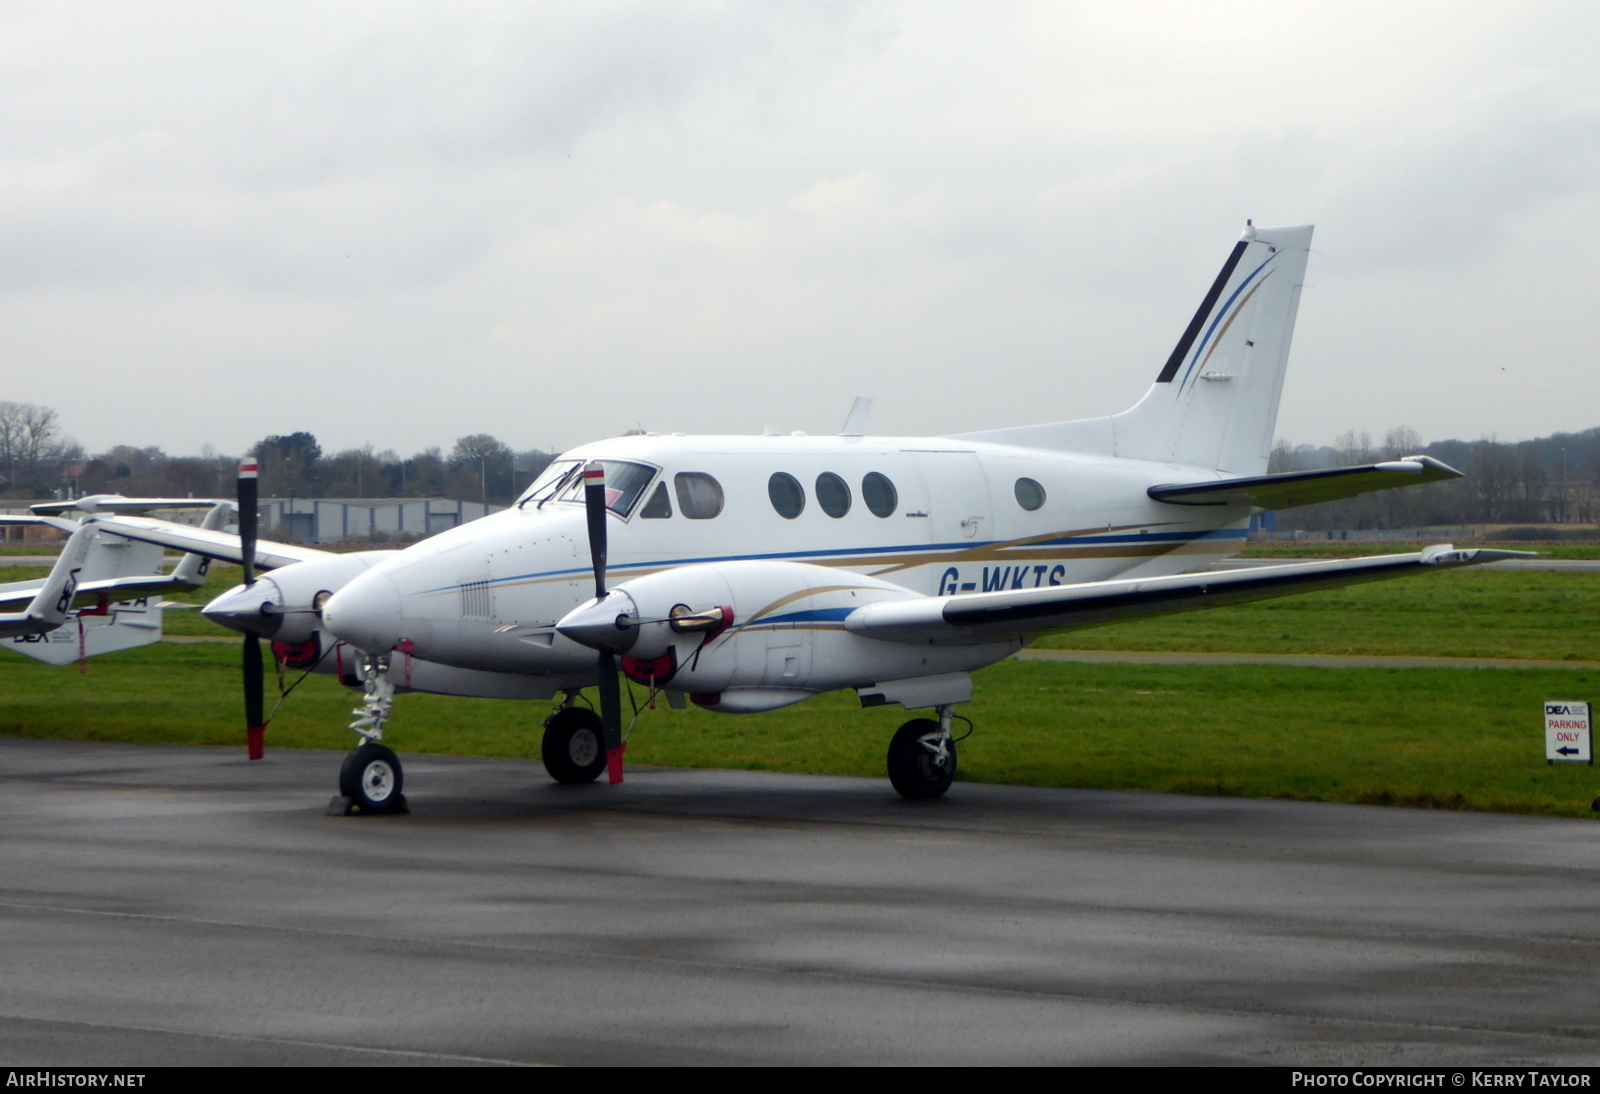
1038;569;1600;661
4;553;1597;818
6;560;1597;657
2;643;1596;817
1242;542;1600;559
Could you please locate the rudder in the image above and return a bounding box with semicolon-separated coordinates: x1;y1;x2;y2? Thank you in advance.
1111;223;1313;473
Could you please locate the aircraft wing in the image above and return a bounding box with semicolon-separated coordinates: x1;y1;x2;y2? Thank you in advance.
64;515;332;571
1148;456;1461;510
844;546;1527;646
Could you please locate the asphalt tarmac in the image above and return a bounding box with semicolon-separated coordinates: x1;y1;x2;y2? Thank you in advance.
3;738;1600;1067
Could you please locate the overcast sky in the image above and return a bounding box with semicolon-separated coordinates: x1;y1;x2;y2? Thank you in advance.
3;1;1596;458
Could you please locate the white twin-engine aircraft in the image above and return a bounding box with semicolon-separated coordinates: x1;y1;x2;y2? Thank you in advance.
85;223;1518;810
0;498;229;665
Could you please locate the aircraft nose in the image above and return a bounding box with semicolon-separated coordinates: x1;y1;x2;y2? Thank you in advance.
202;580;283;637
321;570;404;653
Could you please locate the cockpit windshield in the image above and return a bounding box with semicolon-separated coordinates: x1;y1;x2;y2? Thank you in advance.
516;459;658;518
516;460;583;508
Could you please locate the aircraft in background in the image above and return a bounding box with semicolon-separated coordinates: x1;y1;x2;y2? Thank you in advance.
83;223;1522;810
0;498;230;665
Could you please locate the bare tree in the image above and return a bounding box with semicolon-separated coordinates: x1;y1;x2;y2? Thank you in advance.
0;402;60;495
1382;426;1423;459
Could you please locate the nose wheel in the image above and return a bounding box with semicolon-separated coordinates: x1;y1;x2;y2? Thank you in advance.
887;715;956;799
337;743;408;814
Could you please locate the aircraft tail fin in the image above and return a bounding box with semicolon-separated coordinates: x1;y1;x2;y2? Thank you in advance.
955;223;1313;475
2;525;95;634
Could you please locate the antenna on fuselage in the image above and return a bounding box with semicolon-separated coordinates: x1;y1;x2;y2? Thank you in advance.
840;396;873;437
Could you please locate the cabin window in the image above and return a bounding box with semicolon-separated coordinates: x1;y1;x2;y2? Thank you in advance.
862;472;897;518
1015;477;1046;511
816;472;851;518
674;472;725;519
768;472;805;519
640;481;672;519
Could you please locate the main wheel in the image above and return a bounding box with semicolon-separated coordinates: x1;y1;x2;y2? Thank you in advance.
887;718;956;800
542;707;607;784
339;743;405;813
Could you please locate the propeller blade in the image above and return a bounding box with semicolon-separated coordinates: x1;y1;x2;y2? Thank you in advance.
238;459;265;761
582;461;625;783
598;648;624;784
239;459;257;587
244;633;265;761
583;461;607;600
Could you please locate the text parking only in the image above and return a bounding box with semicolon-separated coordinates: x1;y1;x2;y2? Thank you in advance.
1545;701;1593;764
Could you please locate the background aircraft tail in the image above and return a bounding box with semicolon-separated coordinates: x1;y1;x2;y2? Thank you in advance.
957;223;1314;475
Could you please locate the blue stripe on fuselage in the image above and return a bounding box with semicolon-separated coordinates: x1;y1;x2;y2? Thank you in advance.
413;527;1249;596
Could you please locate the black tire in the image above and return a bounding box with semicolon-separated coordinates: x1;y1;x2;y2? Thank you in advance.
339;743;405;813
887;718;956;800
542;707;607;784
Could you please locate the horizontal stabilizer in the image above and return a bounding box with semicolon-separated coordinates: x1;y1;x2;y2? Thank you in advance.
5;602;164;664
1148;456;1461;510
30;496;230;517
845;546;1528;646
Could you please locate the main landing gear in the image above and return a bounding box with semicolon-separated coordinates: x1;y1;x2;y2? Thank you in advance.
541;702;607;784
329;652;409;815
887;704;958;800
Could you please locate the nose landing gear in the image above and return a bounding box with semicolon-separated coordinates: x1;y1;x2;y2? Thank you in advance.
338;742;406;814
328;652;409;815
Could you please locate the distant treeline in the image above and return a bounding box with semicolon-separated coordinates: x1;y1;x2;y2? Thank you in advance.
1271;427;1600;530
0;403;557;507
3;399;1596;528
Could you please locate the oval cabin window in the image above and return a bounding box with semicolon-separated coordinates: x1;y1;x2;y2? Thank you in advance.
862;472;897;518
816;472;851;518
1014;477;1046;511
768;472;805;519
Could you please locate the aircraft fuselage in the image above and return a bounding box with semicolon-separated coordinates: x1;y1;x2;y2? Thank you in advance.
322;432;1251;693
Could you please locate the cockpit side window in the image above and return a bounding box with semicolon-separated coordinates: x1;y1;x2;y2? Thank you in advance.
640;481;672;519
674;472;725;519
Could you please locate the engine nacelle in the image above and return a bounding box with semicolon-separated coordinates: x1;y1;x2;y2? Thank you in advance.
204;551;390;644
559;560;1004;711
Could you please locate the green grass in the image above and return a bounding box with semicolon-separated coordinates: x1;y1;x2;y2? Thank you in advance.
1037;569;1600;661
2;645;1597;817
10;563;1595;656
4;554;1598;819
0;544;62;556
1243;542;1600;559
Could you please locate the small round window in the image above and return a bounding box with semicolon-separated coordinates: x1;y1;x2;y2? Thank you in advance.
816;472;851;518
862;472;897;518
768;472;805;519
1014;477;1046;511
